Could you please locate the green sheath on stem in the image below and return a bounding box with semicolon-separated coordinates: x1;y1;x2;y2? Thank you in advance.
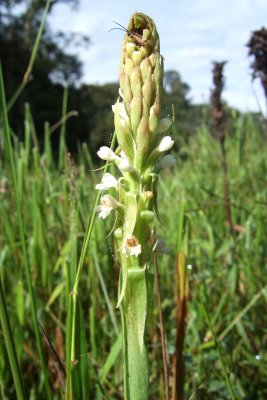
120;267;148;400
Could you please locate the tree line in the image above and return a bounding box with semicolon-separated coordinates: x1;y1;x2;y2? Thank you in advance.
0;0;264;158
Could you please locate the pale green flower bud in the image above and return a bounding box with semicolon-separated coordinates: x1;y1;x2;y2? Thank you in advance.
117;12;163;171
157;118;172;134
157;154;176;169
112;100;135;162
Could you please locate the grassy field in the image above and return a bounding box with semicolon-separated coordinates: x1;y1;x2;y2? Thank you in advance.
1;70;267;400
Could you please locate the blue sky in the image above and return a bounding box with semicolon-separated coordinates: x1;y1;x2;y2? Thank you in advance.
50;0;267;112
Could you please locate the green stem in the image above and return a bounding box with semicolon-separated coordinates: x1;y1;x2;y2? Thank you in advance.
7;0;52;111
66;133;117;399
197;288;236;400
58;86;68;170
120;266;150;400
0;63;51;399
0;280;26;400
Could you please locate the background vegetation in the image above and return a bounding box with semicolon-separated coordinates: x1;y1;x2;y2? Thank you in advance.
0;0;267;399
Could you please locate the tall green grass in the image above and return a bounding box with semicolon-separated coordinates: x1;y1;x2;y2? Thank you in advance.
1;78;267;399
1;1;267;396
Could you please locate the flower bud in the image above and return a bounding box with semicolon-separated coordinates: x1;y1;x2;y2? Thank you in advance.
97;146;118;161
158;136;174;152
95;173;118;190
118;12;163;171
157;118;172;134
157;154;176;169
117;157;134;172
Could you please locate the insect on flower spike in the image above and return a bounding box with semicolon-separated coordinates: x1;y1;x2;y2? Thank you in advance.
109;21;129;34
109;20;150;47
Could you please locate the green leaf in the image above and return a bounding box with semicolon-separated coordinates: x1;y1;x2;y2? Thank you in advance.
45;281;65;309
126;267;147;352
100;333;122;384
15;280;24;326
124;192;138;236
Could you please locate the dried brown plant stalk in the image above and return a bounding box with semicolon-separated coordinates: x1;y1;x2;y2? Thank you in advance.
172;252;189;400
210;61;234;235
247;27;267;113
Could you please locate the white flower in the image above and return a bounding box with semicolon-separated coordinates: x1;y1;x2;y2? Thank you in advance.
122;235;141;257
94;194;122;219
117;151;134;171
97;146;118;161
112;101;129;129
117;157;134;172
95;173;118;191
158;136;174;152
157;154;176;169
157;118;172;134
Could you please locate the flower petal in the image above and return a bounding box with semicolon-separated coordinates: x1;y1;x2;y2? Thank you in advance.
94;205;111;219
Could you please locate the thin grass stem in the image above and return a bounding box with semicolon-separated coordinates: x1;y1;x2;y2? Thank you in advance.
153;251;169;400
0;63;51;399
0;280;26;400
197;287;236;400
66;132;117;398
7;0;52;111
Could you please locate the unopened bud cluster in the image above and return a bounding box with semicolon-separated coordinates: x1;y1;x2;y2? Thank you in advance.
95;12;175;266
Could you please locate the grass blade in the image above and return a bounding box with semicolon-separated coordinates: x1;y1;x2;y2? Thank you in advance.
7;0;52;111
0;63;51;398
66;132;117;398
0;280;26;400
58;86;68;170
197;288;236;400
